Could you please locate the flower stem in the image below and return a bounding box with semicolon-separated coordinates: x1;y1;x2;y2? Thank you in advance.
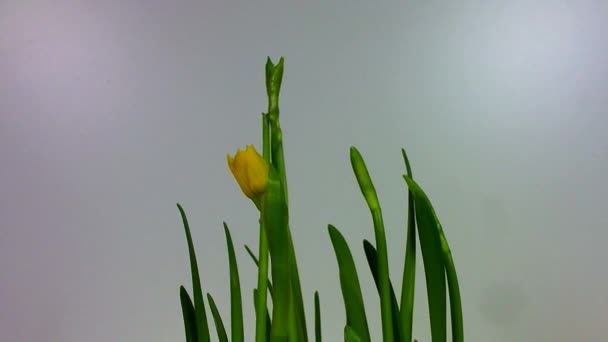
255;114;271;342
266;57;308;341
350;147;394;342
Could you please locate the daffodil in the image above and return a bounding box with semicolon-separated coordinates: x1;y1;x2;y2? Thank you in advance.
227;145;269;205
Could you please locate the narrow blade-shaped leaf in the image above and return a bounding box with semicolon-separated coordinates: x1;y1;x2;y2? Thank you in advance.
314;291;321;342
206;293;228;342
404;176;464;342
286;228;309;342
362;240;403;342
401;148;416;342
402;177;447;342
262;169;290;340
244;244;274;296
177;203;211;342
328;224;371;342
224;222;244;342
180;286;198;342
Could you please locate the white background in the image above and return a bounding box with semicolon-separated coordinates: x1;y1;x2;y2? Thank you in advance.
1;1;607;341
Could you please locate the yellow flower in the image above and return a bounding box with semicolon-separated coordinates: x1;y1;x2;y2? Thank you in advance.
227;145;269;201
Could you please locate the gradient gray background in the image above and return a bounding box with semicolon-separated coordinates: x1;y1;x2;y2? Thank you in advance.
1;1;607;341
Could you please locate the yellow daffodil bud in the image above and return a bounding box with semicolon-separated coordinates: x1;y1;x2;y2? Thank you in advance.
227;145;269;202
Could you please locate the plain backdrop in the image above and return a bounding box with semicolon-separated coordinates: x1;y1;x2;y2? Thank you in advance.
1;1;607;341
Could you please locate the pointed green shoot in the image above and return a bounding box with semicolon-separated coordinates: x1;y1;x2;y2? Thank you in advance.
314;291;321;342
349;146;393;342
404;176;463;342
402;176;447;342
177;203;211;342
223;222;244;342
265;57;308;341
286;228;309;342
400;148;417;342
180;286;198;342
328;224;371;342
206;293;228;342
362;240;403;342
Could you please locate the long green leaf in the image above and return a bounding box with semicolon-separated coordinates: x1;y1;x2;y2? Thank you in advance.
404;176;464;342
314;291;321;342
244;244;274;296
223;223;244;342
400;148;416;342
362;240;403;342
180;286;198;342
265;57;308;342
262;168;291;340
286;228;308;341
206;293;228;342
327;224;371;342
402;177;447;342
177;203;211;342
350;146;393;342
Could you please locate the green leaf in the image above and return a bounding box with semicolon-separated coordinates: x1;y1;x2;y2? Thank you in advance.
400;148;416;342
327;224;371;342
206;293;228;342
177;203;211;342
244;244;274;296
314;291;321;342
286;228;309;342
344;326;362;342
180;286;198;342
402;176;447;342
349;146;394;342
262;169;291;340
404;176;464;342
263;58;306;342
223;223;244;342
362;240;403;342
265;57;284;114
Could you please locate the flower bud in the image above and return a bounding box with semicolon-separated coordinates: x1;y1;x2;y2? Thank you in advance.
227;145;269;201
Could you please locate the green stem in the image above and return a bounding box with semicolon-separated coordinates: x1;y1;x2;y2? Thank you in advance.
256;220;271;342
350;147;393;342
255;113;271;342
371;209;394;342
266;57;308;341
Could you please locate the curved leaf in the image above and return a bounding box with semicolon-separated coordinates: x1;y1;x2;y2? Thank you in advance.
177;203;211;342
180;286;198;342
402;177;447;342
362;240;403;342
328;224;370;342
404;176;463;342
223;223;244;342
206;293;228;342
